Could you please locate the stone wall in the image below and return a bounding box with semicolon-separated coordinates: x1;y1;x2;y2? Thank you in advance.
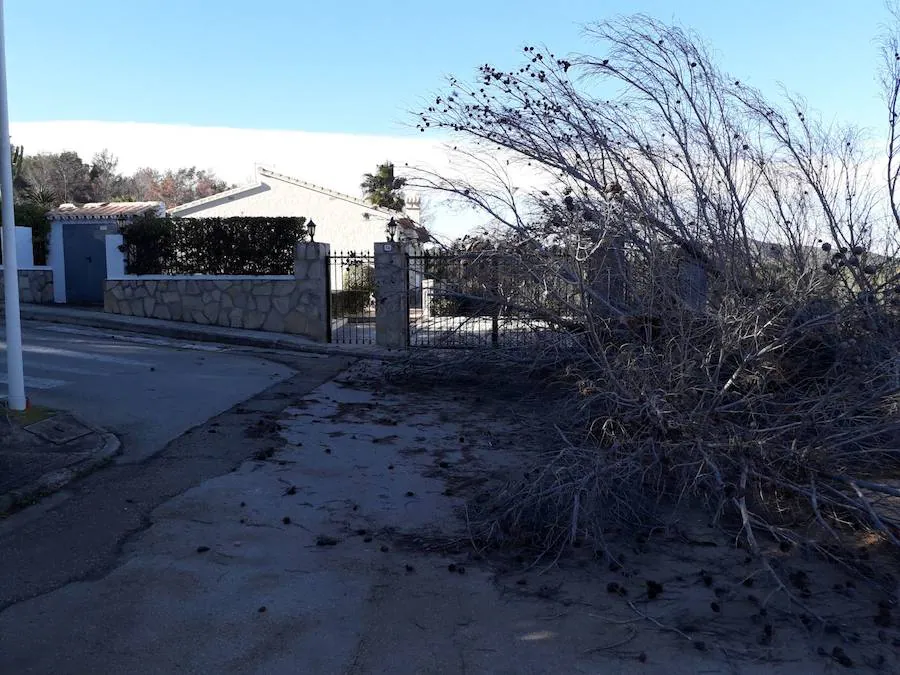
104;240;331;341
0;267;54;304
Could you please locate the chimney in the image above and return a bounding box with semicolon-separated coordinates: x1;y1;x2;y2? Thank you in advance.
403;194;421;223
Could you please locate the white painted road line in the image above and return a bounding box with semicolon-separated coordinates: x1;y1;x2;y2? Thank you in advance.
24;324;113;338
15;344;153;367
28;323;227;353
107;334;226;352
23;363;109;377
0;374;68;390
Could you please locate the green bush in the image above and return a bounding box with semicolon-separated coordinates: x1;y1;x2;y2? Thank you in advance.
0;203;50;266
118;215;174;275
331;290;373;317
333;261;375;316
120;215;307;275
343;263;375;292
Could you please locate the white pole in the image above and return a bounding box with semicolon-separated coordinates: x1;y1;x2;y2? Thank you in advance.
0;0;26;411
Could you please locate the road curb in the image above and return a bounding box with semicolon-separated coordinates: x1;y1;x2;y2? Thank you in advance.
18;307;406;362
0;430;122;516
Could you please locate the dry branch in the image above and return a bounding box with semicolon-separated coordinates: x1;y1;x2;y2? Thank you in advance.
403;14;900;582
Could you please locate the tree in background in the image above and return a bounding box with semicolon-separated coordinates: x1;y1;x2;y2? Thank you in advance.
20;151;93;204
2;145;52;263
127;166;230;207
89;150;130;201
13;149;231;208
127;167;160;202
11;144;24;190
5;148;233;263
360;161;406;211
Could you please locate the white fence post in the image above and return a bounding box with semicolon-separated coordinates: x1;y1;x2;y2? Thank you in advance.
14;226;33;267
105;234;125;279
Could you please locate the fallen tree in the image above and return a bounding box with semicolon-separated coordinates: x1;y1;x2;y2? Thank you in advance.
408;15;900;576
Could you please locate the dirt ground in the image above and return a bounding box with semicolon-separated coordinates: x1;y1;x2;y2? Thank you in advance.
322;359;900;674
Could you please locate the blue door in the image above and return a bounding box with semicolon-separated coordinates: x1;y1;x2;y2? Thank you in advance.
64;223;108;305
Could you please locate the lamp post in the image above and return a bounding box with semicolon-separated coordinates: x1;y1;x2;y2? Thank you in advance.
307;219;316;243
0;1;26;411
386;217;397;242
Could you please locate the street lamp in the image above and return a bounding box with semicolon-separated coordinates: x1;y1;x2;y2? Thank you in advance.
386;217;397;242
307;219;316;242
0;1;26;411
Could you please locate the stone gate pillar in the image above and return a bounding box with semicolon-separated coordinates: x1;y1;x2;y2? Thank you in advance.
374;241;409;349
587;232;628;318
294;242;330;342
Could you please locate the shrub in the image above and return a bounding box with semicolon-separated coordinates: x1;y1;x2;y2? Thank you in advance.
343;262;375;293
333;261;375;316
118;215;174;275
0;203;51;265
120;215;307;275
331;290;372;317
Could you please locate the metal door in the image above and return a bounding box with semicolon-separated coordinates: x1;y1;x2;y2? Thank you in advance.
63;224;108;305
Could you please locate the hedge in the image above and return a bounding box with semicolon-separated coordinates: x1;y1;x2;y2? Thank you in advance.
0;203;51;266
331;261;375;316
331;290;374;317
120;215;307;275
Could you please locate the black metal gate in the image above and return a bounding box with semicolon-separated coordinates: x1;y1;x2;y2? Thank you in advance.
407;251;576;348
328;252;376;344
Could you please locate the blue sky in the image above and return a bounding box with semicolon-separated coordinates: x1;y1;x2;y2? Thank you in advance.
6;0;896;137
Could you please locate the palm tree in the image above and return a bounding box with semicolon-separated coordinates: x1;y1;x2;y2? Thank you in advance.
360;162;406;211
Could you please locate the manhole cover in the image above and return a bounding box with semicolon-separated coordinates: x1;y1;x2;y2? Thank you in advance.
25;414;93;445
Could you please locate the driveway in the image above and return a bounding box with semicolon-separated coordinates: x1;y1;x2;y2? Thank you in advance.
1;321;295;462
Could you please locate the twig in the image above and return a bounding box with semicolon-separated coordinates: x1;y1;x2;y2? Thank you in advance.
627;601;693;641
584;628;637;653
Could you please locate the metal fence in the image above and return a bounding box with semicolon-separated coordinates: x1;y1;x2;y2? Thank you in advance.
328;252;376;345
407;251;582;348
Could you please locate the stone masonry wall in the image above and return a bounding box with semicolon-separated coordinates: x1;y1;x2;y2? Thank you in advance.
103;241;330;342
104;277;326;340
0;268;54;305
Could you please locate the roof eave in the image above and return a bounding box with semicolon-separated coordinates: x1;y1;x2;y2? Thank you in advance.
167;182;265;215
257;167;402;216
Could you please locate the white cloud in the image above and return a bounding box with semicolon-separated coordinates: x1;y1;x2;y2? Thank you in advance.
16;121;895;250
9;120;524;241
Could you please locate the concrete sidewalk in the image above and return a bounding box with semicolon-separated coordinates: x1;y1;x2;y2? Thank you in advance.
17;304;400;360
0;407;119;514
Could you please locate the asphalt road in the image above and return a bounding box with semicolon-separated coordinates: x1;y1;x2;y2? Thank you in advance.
1;321;295;462
0;322;353;616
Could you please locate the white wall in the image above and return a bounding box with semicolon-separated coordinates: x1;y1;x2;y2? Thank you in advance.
175;177;392;258
105;234;125;279
14;227;34;267
49;221;66;303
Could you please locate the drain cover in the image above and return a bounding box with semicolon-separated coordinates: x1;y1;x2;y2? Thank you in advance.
25;414;93;445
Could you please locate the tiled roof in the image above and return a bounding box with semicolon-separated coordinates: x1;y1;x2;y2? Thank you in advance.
48;202;164;219
256;167;401;216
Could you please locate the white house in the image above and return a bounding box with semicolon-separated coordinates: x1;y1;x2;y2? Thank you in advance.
168;166;426;258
